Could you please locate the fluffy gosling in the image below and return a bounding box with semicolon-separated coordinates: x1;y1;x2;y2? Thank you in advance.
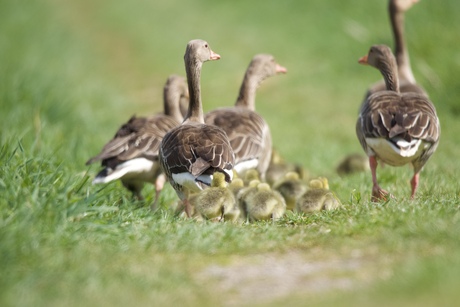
336;153;369;177
273;171;308;211
242;182;286;222
296;177;341;213
191;172;240;222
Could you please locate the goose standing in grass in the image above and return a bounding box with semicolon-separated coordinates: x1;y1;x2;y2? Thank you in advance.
86;75;188;205
296;177;341;213
191;172;240;222
159;39;235;217
364;0;426;101
205;54;287;181
357;45;440;200
241;182;286;222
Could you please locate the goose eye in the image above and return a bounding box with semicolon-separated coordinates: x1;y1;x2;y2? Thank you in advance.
204;44;208;48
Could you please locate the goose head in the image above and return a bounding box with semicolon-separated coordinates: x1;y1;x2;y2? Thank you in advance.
248;54;287;86
359;45;399;92
359;45;395;69
308;177;329;190
183;39;220;123
229;177;244;192
256;182;271;192
283;171;300;181
185;39;221;66
211;171;227;188
242;169;261;185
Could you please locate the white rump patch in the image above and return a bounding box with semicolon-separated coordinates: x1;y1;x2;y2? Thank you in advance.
233;159;259;174
93;158;155;184
172;172;210;194
172;169;233;194
366;138;424;166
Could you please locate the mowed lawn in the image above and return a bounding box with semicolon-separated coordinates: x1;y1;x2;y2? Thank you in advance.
1;0;460;306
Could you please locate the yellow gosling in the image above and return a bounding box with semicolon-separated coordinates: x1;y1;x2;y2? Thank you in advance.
296;177;341;213
273;171;308;211
243;182;286;222
191;172;239;222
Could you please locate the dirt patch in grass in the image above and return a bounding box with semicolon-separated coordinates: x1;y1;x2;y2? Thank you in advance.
196;250;381;305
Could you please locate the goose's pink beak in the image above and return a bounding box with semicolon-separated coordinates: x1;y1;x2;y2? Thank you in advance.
210;50;221;61
276;63;288;74
358;55;369;65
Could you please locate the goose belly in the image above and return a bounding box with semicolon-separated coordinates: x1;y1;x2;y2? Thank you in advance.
365;138;424;166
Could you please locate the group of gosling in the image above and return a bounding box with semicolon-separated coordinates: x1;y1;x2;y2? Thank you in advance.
86;0;440;222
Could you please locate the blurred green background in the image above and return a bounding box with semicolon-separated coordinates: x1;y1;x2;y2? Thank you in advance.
1;0;459;306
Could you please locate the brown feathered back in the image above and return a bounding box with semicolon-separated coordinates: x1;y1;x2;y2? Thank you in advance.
86;113;180;167
358;91;438;143
159;123;235;195
205;107;271;174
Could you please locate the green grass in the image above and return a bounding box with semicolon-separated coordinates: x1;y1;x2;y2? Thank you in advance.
1;0;460;306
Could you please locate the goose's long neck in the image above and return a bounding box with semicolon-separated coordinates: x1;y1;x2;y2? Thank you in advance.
235;72;259;111
379;58;400;93
389;3;416;83
164;85;185;123
184;57;204;123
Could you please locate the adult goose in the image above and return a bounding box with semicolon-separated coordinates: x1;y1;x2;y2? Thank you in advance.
86;75;188;204
205;54;287;181
357;45;440;200
365;0;426;101
159;39;235;216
